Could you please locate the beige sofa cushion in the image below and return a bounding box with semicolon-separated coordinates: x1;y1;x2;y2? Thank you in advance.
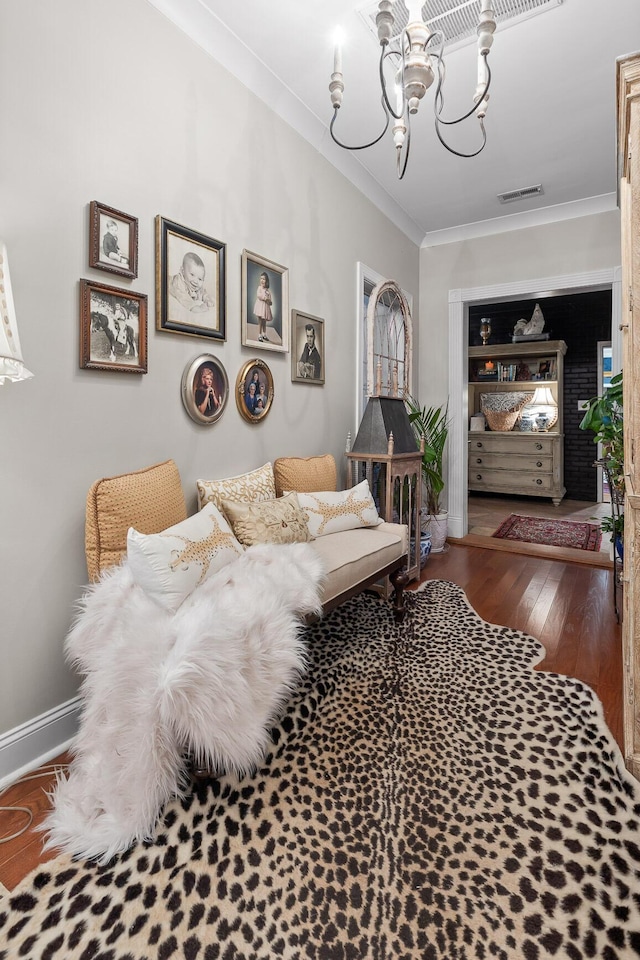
311;522;406;605
85;459;187;582
273;454;337;498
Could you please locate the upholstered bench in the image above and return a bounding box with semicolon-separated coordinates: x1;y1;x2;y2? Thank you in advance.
85;456;409;620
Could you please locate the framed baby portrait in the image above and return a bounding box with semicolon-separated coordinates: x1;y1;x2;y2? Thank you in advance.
291;310;325;385
241;249;289;354
89;201;138;279
181;354;229;425
156;216;226;341
79;279;147;374
235;358;274;423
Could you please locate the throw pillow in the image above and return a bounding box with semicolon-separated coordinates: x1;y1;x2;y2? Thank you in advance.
127;503;244;612
222;492;312;547
273;454;337;498
294;480;383;538
196;462;276;511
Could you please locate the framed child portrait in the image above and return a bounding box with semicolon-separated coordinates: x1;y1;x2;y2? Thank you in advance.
181;354;229;425
89;201;138;280
291;310;325;385
156;217;226;341
79;279;147;374
241;250;288;353
235;358;274;423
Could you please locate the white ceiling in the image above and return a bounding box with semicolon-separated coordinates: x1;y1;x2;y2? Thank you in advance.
147;0;640;246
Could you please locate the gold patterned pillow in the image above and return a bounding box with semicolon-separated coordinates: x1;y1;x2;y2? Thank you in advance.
294;480;382;538
196;462;276;511
273;455;337;498
221;493;312;547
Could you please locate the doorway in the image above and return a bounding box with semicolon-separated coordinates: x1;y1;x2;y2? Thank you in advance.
446;267;622;542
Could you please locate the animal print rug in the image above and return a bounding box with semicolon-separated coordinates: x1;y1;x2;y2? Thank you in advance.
2;580;640;959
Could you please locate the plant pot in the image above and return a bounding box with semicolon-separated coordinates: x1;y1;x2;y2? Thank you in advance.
615;534;624;562
424;512;448;553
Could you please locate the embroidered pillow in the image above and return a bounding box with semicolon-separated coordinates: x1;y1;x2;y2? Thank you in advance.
222;492;312;547
273;454;337;498
196;462;276;511
294;480;383;538
127;503;244;612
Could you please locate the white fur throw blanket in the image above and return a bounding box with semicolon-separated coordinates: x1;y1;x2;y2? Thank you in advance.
44;543;325;863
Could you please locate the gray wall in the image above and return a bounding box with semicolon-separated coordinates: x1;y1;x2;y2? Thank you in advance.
0;0;419;737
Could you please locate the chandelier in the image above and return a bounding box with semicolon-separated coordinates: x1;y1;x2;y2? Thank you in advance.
329;0;496;179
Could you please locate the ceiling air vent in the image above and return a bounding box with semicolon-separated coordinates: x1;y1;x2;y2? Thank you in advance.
497;184;544;204
358;0;563;51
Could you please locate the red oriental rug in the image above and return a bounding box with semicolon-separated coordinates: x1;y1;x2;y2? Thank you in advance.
492;513;602;551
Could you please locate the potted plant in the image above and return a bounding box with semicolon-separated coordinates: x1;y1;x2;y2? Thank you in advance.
579;371;624;557
405;395;450;552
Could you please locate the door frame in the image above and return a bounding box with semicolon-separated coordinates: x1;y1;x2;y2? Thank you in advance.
447;267;623;539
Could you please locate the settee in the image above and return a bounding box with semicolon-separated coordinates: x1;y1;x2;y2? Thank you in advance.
85;454;410;620
41;455;410;861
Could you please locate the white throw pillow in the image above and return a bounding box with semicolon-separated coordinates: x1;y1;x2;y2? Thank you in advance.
127;503;244;612
294;480;383;538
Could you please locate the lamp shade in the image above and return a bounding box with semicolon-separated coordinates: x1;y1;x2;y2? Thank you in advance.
0;241;33;385
531;386;556;407
351;397;418;455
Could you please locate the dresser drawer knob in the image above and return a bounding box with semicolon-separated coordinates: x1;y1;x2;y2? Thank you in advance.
535;443;542;450
476;458;482;464
476;474;483;481
475;442;483;448
536;478;542;485
536;461;543;468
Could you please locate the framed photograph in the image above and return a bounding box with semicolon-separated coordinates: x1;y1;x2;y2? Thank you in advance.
181;354;229;425
79;279;147;373
156;216;226;341
241;249;288;353
291;310;325;385
235;358;274;423
89;201;138;279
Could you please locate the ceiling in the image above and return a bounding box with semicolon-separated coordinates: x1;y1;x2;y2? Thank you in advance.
148;0;640;246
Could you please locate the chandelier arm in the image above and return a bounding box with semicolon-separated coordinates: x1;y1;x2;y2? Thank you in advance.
329;106;391;151
380;47;403;121
434;56;492;127
396;118;411;179
433;116;487;158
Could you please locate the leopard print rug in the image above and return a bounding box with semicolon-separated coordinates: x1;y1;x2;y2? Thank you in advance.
2;580;640;959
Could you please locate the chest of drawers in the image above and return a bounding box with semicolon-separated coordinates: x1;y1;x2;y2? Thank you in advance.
468;432;565;505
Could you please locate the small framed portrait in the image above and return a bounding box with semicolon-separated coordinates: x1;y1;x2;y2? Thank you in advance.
241;249;288;353
79;279;147;374
156;216;226;341
236;358;274;423
89;201;138;279
291;310;325;385
181;354;229;425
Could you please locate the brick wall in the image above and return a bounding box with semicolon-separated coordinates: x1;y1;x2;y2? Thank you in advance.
469;290;612;501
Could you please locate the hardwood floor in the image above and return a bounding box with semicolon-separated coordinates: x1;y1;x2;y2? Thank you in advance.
0;540;622;894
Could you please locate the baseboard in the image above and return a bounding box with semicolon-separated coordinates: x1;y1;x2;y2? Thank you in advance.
0;698;80;791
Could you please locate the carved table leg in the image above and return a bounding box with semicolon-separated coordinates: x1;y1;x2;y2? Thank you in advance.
390;567;410;622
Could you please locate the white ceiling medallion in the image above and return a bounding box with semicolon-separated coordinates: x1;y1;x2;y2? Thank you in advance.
358;0;563;52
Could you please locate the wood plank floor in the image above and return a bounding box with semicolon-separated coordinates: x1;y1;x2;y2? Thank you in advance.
0;538;622;894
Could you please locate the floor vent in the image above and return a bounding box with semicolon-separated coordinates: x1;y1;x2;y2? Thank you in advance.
358;0;563;52
497;184;544;204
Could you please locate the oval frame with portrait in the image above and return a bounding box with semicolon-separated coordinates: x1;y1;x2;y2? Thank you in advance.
181;354;229;425
236;358;274;424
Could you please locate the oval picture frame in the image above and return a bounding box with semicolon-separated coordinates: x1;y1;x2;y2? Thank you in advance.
181;354;229;425
236;358;274;423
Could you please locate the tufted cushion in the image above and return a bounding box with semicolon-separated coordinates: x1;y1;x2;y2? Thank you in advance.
294;480;382;538
86;459;187;582
222;493;312;547
196;462;276;512
127;503;244;612
273;454;337;498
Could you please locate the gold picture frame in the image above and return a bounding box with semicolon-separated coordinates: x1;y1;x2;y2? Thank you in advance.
235;358;274;423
